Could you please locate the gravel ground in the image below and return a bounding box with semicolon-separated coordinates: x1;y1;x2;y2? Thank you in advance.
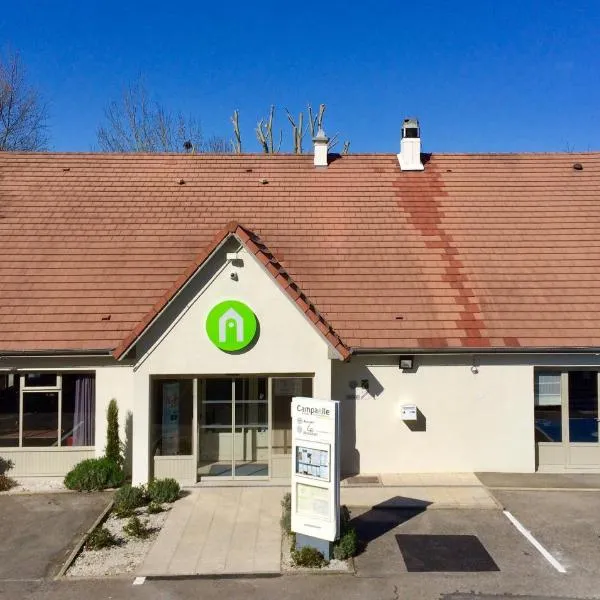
280;534;352;573
67;505;171;577
2;478;67;494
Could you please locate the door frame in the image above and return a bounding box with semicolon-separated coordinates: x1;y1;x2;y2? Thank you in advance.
536;368;600;471
197;376;271;481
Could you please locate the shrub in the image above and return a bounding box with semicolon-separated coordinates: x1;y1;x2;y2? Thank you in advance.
123;515;151;539
147;501;163;514
291;546;326;568
147;478;180;503
0;457;14;475
0;458;17;491
114;484;148;512
333;505;359;560
333;527;358;560
280;492;292;534
105;399;123;467
64;457;124;492
85;526;117;550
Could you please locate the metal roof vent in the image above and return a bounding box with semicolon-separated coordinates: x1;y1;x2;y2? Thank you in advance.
397;117;424;171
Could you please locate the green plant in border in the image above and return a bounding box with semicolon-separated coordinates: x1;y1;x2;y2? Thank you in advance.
64;457;124;491
123;515;152;539
333;505;359;560
147;478;180;503
105;398;123;467
114;484;148;512
291;546;326;568
147;501;163;514
0;457;17;491
85;526;117;550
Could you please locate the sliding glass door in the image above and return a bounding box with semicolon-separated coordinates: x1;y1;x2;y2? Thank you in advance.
198;377;268;478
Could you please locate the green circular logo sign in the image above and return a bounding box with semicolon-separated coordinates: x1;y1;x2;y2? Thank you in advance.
206;300;258;352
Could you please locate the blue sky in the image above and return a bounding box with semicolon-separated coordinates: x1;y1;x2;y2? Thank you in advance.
1;1;598;153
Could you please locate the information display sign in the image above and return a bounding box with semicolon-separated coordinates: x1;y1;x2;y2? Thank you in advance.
291;397;340;542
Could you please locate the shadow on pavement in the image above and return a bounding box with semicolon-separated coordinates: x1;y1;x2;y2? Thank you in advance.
349;497;430;553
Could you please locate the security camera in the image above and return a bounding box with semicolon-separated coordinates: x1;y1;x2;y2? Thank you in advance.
230;272;238;281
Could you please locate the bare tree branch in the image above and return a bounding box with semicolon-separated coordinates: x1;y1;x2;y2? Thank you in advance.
0;50;48;151
97;78;228;153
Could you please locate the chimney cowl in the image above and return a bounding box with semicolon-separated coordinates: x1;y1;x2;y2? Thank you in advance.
397;117;424;171
313;128;329;168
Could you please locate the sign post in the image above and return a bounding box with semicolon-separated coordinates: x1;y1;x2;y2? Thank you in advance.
291;397;340;560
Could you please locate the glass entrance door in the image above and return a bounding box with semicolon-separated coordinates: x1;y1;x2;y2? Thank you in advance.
535;370;600;470
197;377;269;479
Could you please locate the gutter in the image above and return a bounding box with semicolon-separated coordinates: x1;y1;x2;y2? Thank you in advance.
352;347;600;356
0;349;114;359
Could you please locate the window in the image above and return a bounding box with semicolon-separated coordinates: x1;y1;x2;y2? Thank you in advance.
0;374;20;447
151;379;194;456
0;372;95;448
534;372;562;442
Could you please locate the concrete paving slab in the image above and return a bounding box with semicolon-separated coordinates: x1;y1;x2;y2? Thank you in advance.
138;487;283;576
476;471;600;489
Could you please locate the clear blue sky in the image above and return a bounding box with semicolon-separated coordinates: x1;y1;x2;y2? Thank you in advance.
1;1;598;153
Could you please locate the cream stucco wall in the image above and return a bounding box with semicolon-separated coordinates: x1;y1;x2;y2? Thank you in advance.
128;238;333;484
333;353;600;475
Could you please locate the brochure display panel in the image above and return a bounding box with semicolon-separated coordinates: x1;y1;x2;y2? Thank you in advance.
291;397;340;543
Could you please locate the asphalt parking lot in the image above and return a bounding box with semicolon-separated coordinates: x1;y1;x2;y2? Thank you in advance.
0;492;110;581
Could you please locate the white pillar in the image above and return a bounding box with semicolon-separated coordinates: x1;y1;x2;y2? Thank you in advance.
131;374;151;485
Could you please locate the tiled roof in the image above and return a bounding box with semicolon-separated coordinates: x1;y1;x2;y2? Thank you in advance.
1;151;599;354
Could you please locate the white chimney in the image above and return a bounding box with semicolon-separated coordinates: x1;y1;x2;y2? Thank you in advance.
313;128;329;167
397;117;424;171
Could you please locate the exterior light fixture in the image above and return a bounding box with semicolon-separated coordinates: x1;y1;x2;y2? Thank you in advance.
399;356;414;370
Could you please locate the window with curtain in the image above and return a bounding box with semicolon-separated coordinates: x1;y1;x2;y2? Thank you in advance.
0;372;95;448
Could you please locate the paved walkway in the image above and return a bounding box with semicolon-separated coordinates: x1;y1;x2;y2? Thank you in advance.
139;487;283;577
476;471;600;490
139;473;498;577
341;472;499;509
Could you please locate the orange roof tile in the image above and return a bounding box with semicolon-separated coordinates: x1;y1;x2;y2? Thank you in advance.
1;151;600;354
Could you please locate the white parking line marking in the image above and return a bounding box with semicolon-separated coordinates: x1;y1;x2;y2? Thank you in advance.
133;576;146;585
503;510;566;573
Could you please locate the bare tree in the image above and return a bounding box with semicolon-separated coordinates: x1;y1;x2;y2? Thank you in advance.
97;79;229;153
255;105;282;153
0;50;48;151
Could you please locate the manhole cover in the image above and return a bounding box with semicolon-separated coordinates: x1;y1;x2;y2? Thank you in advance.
395;534;499;572
345;475;381;485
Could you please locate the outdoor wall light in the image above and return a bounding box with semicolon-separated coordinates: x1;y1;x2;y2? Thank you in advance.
360;378;369;390
399;356;414;370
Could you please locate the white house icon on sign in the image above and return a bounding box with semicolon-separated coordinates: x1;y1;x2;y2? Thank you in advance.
218;308;244;343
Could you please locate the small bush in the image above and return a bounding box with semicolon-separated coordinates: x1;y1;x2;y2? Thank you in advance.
0;474;17;492
64;457;124;492
147;478;180;503
123;515;151;539
85;526;117;550
147;501;163;514
0;457;14;475
113;506;134;519
0;458;17;491
333;527;358;560
291;546;326;568
114;484;148;512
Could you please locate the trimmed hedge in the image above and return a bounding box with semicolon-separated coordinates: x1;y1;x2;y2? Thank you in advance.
64;457;124;492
